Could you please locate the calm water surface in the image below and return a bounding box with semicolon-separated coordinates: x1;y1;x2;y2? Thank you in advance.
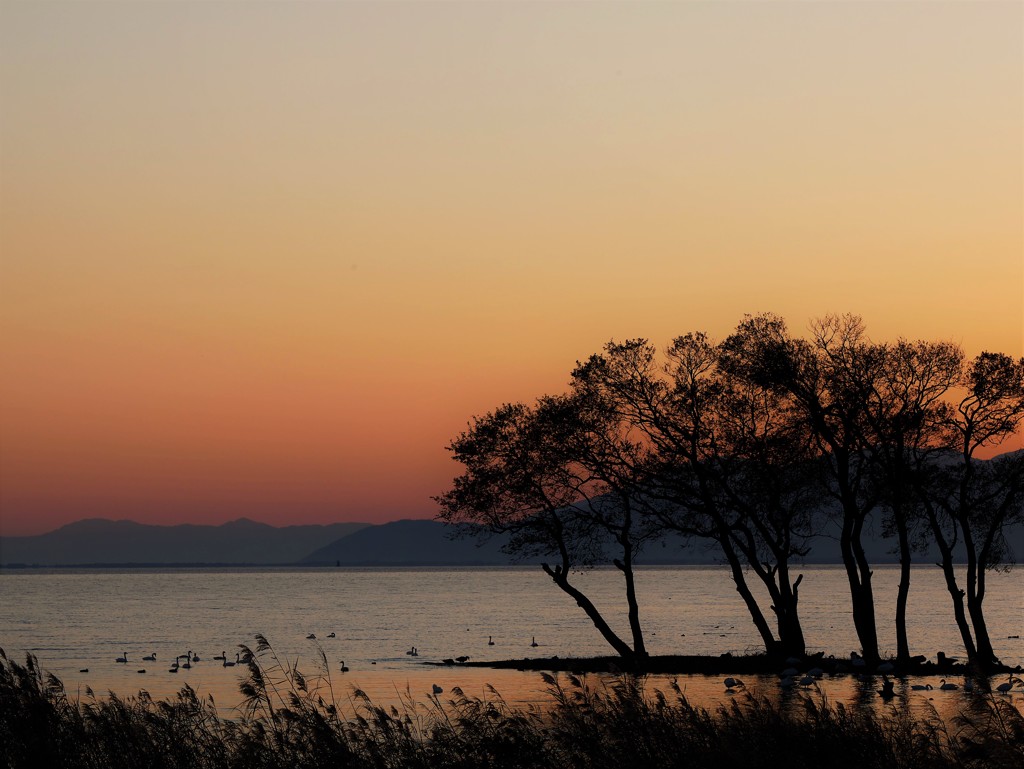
1;565;1021;716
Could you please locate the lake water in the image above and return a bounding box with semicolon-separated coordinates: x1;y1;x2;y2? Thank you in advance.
1;565;1021;717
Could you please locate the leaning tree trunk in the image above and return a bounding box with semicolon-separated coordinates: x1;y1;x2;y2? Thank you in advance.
964;538;999;671
927;510;979;662
716;534;782;658
615;544;648;659
542;563;639;664
841;507;881;665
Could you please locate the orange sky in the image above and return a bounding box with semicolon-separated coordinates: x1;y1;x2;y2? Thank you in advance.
1;2;1021;536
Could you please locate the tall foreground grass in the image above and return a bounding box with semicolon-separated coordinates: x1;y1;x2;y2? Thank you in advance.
2;638;1022;769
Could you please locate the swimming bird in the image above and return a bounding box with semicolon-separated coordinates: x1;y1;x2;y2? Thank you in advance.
192;653;201;662
340;661;349;673
182;658;191;670
939;679;958;691
456;655;470;663
306;634;316;640
911;683;933;691
79;668;89;673
115;652;128;663
798;675;816;687
723;677;744;690
432;684;443;694
531;637;538;648
877;677;895;700
142;653;156;662
488;636;495;646
223;656;235;667
137;669;146;674
168;667;178;673
778;676;795;689
213;652;226;661
327;632;336;638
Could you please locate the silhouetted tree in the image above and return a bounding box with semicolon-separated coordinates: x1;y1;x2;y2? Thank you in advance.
438;313;1023;670
861;340;962;664
914;352;1024;671
574;334;820;659
720;314;885;664
434;394;656;665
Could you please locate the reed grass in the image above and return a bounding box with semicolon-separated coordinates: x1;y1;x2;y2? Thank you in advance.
2;642;1021;769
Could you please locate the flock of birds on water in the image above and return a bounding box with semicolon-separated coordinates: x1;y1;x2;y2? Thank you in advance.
82;648;255;675
76;632;544;696
76;636;1023;701
721;652;1024;700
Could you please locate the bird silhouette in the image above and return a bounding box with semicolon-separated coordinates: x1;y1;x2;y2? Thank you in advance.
877;677;895;700
531;637;538;648
142;653;156;662
488;636;495;646
432;684;443;694
996;675;1022;693
115;652;128;663
340;661;349;673
939;679;958;691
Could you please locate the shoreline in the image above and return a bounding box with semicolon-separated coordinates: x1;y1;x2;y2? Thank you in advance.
439;653;1023;677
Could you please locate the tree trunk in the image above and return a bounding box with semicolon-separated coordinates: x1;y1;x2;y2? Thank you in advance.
615;549;648;659
773;573;805;658
894;518;913;664
717;535;780;657
542;563;638;663
840;509;880;664
964;540;999;671
926;511;978;662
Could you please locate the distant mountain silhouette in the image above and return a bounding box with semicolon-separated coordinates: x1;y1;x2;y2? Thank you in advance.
301;519;526;566
2;514;1019;568
303;517;1024;567
0;518;370;566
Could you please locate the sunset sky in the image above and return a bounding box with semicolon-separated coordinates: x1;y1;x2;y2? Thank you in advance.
1;1;1021;537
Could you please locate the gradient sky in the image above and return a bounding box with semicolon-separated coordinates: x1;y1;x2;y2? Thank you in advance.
1;1;1021;537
